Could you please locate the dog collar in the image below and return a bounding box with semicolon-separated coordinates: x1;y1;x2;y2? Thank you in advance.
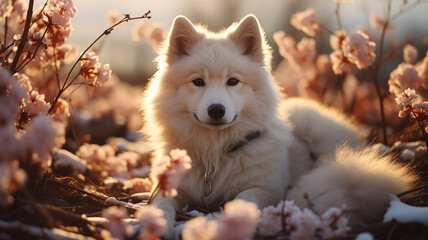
226;131;261;153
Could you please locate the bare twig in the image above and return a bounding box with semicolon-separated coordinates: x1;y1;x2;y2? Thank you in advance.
15;26;50;72
47;178;107;201
9;0;34;74
335;2;343;30
370;67;388;145
48;10;151;114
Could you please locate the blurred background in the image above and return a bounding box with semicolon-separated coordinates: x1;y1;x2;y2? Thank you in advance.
43;0;428;85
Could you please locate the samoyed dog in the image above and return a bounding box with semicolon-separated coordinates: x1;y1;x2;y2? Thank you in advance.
142;14;415;238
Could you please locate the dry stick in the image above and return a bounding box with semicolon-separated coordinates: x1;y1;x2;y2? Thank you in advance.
370;0;393;146
48;11;151;114
15;26;50;72
47;178;107;202
370;67;388;145
3;17;8;47
335;2;343;30
9;0;34;74
147;183;160;204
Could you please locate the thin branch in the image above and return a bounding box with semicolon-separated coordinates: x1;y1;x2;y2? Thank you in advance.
48;11;151;114
335;2;343;30
15;26;50;72
370;67;388;145
9;0;34;74
390;0;426;21
3;17;8;47
47;178;107;201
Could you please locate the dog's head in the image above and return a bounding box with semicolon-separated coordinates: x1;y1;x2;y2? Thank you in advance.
149;15;280;132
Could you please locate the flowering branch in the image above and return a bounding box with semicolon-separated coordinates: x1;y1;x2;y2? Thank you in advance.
15;26;50;72
9;0;34;74
48;10;151;114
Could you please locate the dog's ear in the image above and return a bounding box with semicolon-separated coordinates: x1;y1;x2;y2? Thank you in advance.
166;16;200;64
229;15;265;63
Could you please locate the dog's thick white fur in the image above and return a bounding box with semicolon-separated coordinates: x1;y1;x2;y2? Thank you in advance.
142;14;416;238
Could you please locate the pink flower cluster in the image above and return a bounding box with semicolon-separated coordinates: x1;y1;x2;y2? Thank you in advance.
79;51;112;87
388;48;428;96
151;149;192;197
258;200;349;239
102;206;133;240
290;8;320;37
44;0;76;29
132;20;166;51
329;30;376;74
182;199;260;240
135;205;168;240
0;69;66;206
395;88;428;129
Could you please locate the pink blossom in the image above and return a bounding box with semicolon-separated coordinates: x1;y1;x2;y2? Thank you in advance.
45;0;76;29
412;101;428;115
388;63;421;95
290;8;320;36
330;30;347;50
289;209;320;240
316;54;333;74
23;115;66;170
95;63;111;87
320;207;349;239
330;49;354;75
0;160;26;207
1;68;27;99
215;199;260;240
80;51;111;87
182;216;219;240
182;199;259;240
342;31;376;69
13;73;32;93
369;14;394;33
132;21;166;51
258;200;301;236
56;44;80;64
77;143;116;168
395;88;417;109
124;178;152;193
0;0;13;21
22;90;51;116
152;149;192;197
135;205;168;240
273;31;317;76
102;206;133;240
50;98;70;123
403;44;418;64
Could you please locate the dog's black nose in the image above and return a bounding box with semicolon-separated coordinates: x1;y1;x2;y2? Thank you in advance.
208;104;225;120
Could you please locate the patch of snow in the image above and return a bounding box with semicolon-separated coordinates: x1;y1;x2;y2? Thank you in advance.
185;210;206;217
355;232;374;240
105;197;147;209
383;195;428;226
52;149;88;173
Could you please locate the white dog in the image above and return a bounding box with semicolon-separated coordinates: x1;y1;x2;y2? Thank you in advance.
141;14;416;238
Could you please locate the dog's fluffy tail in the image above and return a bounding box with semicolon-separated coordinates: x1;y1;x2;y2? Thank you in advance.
288;145;416;225
279;97;363;158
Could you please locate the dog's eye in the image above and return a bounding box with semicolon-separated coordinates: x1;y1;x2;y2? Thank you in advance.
226;78;240;86
192;78;206;87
